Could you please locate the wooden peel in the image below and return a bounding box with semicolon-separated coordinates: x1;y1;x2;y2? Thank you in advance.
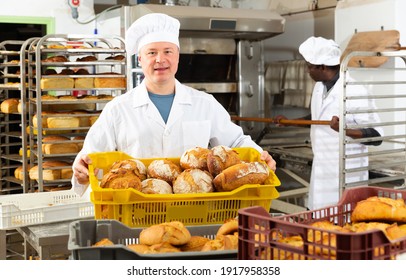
341;30;405;68
231;116;330;126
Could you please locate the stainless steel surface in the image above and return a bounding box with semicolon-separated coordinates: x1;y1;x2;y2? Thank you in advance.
122;4;285;40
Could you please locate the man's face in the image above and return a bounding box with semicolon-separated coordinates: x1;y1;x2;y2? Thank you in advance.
138;42;179;85
305;62;324;82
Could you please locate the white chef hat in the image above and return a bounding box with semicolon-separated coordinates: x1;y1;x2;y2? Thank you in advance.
125;13;180;56
299;36;341;66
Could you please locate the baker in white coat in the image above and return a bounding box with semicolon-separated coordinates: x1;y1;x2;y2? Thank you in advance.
275;36;382;210
71;13;276;196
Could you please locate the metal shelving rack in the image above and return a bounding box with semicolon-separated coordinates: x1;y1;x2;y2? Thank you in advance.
339;50;406;196
0;40;27;194
26;34;130;192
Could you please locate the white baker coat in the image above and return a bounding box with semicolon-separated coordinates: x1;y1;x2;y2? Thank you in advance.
72;79;262;195
308;74;382;210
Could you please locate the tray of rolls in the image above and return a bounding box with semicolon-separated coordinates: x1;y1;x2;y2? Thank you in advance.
88;146;280;228
68;219;238;260
237;186;406;260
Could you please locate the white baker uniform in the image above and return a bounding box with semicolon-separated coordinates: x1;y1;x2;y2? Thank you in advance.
72;79;262;196
308;74;382;210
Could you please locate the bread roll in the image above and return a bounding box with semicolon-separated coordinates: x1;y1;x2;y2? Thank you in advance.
180;236;211;252
94;72;126;88
139;221;191;246
172;169;214;194
201;234;238;251
207;145;241;177
1;98;19;113
42;135;79;154
180;147;210;171
216;218;238;238
126;244;150;254
351;196;406;223
147;242;182;253
213;161;269;192
141;178;173;194
92;238;114;247
29;161;72;181
147;159;181;184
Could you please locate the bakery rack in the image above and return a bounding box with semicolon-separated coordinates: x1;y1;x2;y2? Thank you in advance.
0;40;27;194
338;50;406;194
26;34;130;192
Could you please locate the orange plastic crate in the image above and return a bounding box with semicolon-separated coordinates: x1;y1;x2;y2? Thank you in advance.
238;186;406;260
88;147;280;227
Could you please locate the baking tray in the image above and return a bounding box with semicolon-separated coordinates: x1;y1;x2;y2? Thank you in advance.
68;219;237;260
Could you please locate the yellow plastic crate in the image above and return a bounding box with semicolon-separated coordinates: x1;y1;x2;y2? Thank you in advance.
88;147;280;227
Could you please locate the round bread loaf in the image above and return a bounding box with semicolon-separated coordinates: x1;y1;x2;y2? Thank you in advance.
126;244;150;254
100;168;142;190
139;221;191;246
180;146;210;170
213;161;269;192
141;178;173;194
110;159;147;181
147;159;181;184
173;169;214;194
207;145;241;177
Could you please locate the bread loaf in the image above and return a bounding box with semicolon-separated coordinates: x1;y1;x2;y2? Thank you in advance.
46;115;80;128
14;165;31;180
1;98;19;113
213;161;269;192
180;147;210;171
76;55;97;62
172;169;214;194
207;145;241;177
100;159;147;190
351;196;406;223
147;159;181;184
42;135;79;155
110;159;147;181
42;55;69;62
139;221;191;246
94;72;126;88
141;178;173;194
29;161;72;181
40;77;74;89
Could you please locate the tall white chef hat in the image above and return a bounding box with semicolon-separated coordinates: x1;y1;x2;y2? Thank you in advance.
299;36;341;66
125;13;180;56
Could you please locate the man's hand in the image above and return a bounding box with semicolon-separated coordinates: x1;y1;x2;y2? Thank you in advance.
73;154;92;185
260;150;276;171
330;116;340;132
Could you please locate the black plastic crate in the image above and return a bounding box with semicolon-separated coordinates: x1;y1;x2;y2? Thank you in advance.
68;219;237;260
